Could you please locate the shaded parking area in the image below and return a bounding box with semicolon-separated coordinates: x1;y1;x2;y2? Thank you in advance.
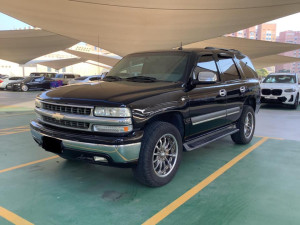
1;92;300;225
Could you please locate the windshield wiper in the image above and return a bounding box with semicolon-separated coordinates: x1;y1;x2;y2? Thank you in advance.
103;76;123;81
126;76;157;83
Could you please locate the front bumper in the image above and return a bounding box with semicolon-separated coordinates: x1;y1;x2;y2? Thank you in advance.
30;120;142;166
261;93;296;105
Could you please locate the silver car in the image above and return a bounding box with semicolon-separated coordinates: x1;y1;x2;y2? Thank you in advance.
68;75;103;85
0;76;24;90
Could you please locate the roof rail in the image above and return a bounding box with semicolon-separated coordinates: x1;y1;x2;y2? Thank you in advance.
205;47;241;54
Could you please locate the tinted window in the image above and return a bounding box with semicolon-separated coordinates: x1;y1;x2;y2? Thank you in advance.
65;75;75;78
33;77;44;82
218;56;240;81
55;74;63;78
239;56;257;78
193;55;219;79
89;77;100;81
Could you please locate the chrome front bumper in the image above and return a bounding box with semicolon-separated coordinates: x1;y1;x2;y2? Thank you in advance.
31;125;141;164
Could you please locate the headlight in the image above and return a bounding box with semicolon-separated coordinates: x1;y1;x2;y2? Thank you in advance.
94;107;131;117
284;88;296;92
35;99;42;108
92;125;133;133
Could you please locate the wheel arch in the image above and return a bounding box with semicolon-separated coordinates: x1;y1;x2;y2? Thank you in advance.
146;111;185;139
244;96;256;112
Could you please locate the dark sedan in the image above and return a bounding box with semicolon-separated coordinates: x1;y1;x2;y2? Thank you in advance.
7;76;54;92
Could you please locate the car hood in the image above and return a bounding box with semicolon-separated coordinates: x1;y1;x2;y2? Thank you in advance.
260;83;298;89
39;81;183;107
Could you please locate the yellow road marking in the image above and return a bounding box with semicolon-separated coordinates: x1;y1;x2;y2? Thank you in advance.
0;156;59;174
0;125;30;136
143;137;269;225
0;206;33;225
0;125;29;131
0;129;30;136
254;135;284;140
0;112;34;117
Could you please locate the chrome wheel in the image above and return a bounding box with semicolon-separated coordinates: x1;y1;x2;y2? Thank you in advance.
152;134;178;178
21;85;28;92
244;112;254;138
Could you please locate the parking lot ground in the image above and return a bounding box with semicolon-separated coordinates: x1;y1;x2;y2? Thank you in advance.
1;92;300;224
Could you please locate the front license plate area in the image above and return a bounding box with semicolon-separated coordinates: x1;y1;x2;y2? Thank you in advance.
42;136;62;154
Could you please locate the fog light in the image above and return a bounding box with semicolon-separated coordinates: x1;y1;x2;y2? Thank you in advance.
94;156;108;162
92;125;133;133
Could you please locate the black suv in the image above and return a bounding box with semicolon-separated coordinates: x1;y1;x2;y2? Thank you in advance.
30;48;260;187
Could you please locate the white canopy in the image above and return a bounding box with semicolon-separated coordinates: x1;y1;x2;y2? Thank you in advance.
184;37;300;59
64;49;120;67
252;55;300;69
0;30;78;64
0;0;299;56
36;58;86;70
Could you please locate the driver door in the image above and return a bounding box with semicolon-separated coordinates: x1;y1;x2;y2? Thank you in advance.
187;54;227;137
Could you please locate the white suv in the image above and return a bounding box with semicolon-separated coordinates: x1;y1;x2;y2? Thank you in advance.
261;73;299;109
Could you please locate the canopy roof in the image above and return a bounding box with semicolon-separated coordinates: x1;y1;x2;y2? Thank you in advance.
36;58;86;70
1;0;299;56
252;55;300;69
64;49;120;67
0;30;78;64
184;37;300;59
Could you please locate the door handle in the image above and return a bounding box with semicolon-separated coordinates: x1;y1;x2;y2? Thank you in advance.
219;89;227;97
240;86;246;93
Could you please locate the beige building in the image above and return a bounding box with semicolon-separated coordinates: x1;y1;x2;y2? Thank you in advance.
257;24;277;42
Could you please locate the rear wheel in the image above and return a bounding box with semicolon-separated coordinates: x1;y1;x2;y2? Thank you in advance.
21;84;29;92
231;106;255;145
132;121;182;187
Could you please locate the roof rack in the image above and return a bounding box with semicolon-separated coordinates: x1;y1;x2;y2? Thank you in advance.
204;47;241;54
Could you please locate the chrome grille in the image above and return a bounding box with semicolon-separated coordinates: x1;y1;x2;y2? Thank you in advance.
42;116;90;130
43;103;91;115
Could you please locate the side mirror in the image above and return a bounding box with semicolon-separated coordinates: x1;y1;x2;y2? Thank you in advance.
192;71;217;85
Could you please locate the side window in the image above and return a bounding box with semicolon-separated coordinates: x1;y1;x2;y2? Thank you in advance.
33;77;44;82
194;55;219;80
89;77;99;81
65;75;74;79
239;56;258;79
218;56;240;81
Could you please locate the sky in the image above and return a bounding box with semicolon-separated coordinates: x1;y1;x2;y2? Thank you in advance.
0;12;300;35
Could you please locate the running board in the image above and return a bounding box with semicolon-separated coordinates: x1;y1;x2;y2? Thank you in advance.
183;126;239;151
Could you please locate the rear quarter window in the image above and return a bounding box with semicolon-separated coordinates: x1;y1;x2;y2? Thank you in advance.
239;56;258;79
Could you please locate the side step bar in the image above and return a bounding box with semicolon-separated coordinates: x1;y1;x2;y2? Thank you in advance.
183;125;239;151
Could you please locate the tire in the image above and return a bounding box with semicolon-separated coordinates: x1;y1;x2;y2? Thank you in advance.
231;105;255;145
21;84;29;92
291;94;299;109
132;121;182;187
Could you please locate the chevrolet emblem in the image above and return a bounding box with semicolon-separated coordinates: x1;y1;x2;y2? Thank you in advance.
52;113;64;120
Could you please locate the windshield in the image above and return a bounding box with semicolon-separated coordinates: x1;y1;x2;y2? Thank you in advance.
23;77;33;83
263;75;296;84
106;52;189;82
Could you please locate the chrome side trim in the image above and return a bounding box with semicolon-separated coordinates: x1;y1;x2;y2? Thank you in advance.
191;110;226;125
191;107;240;125
226;107;240;116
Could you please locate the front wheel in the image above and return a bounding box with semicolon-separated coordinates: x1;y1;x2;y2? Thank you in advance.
132;121;182;187
231;106;255;145
21;84;29;92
